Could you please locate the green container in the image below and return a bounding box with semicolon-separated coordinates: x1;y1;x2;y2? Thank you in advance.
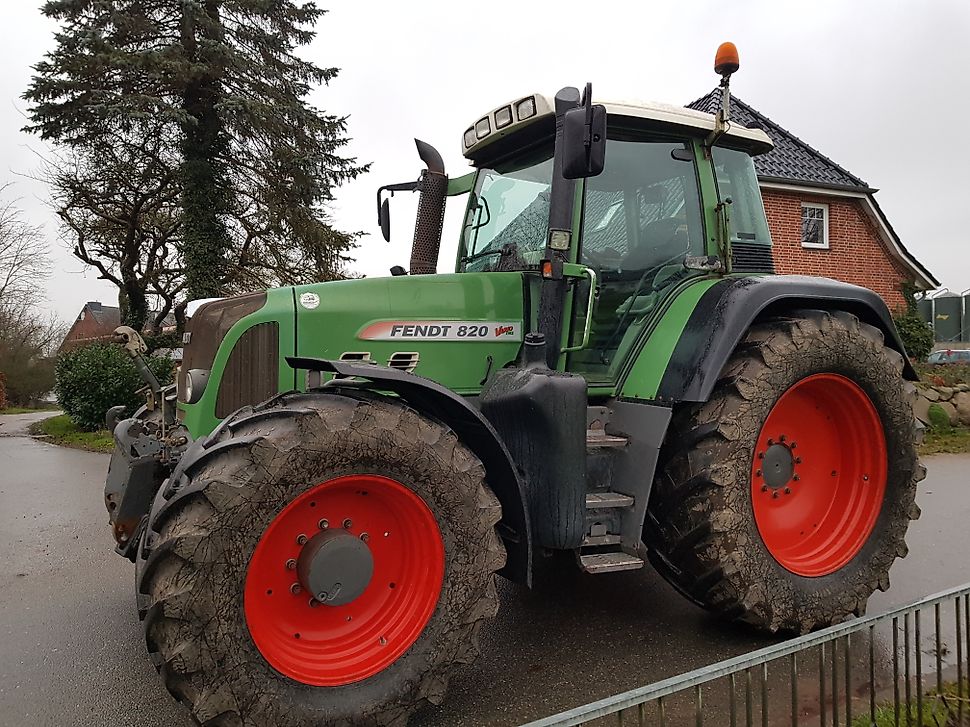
933;294;962;343
917;297;933;328
963;295;970;342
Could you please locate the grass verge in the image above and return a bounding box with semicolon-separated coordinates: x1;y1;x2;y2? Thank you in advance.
0;404;60;415
851;679;970;726
29;414;114;453
920;425;970;456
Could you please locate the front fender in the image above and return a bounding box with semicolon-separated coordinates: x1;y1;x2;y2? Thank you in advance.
287;357;534;586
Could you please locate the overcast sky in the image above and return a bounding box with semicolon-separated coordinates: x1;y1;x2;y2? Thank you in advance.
1;1;968;323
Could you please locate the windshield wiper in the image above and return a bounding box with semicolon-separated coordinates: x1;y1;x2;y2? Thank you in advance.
460;248;504;265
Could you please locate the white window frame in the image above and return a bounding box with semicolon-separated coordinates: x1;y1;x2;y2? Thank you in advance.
800;202;829;249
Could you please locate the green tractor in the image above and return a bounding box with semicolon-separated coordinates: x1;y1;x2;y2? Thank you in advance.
104;45;923;725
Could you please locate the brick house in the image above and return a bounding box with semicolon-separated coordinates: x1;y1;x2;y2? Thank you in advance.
59;301;121;351
688;92;938;310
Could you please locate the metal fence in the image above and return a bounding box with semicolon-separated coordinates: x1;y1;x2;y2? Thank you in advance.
521;583;970;727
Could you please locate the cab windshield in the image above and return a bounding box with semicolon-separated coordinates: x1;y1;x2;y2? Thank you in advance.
458;147;553;272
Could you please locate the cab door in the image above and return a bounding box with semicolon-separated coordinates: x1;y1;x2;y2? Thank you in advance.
565;134;710;385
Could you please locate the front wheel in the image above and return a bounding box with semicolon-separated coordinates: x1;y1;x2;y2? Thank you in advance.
137;391;505;725
646;310;924;633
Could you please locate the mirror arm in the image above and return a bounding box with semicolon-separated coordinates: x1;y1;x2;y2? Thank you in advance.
375;179;422;225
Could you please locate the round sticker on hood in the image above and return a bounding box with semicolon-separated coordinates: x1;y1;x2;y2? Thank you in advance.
299;292;320;310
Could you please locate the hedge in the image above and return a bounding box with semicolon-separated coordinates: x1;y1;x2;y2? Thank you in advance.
54;343;174;431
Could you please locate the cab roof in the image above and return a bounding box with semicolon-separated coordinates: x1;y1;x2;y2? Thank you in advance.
461;92;774;165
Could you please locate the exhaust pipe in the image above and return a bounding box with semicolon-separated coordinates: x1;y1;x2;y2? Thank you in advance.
409;139;448;275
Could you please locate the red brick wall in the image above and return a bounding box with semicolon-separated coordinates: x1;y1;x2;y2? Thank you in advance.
762;189;909;311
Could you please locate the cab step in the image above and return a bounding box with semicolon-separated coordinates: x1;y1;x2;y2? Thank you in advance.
585;491;634;509
586;429;629;448
578;552;644;574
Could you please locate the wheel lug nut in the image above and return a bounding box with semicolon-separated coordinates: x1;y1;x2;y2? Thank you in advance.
795;457;802;464
290;583;302;595
296;533;308;545
285;559;297;570
758;452;765;460
308;598;319;608
761;485;768;492
792;474;800;481
790;442;797;450
343;518;352;529
756;469;762;477
318;519;329;530
779;434;786;442
767;439;774;446
360;532;370;542
784;487;791;495
772;491;779;499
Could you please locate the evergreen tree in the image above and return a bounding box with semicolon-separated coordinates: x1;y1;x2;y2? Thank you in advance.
25;0;366;303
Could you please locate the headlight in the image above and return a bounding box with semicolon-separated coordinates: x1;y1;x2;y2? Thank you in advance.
184;368;210;405
463;127;476;149
515;96;537;120
474;117;490;139
495;105;513;129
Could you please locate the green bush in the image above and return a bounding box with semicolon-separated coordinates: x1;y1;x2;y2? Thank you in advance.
54;343;174;431
927;403;952;433
893;310;934;362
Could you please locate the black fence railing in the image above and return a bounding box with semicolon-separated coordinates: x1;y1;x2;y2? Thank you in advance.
521;583;970;727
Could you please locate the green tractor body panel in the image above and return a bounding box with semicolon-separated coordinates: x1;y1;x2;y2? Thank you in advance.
180;273;528;439
180;287;296;438
292;273;526;394
616;277;722;401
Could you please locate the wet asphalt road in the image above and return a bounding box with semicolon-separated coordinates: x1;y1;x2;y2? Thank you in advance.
1;410;969;727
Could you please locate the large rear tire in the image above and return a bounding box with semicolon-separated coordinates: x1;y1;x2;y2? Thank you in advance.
646;310;924;633
136;391;505;725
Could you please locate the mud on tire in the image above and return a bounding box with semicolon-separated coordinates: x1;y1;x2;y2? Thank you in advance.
646;309;924;634
136;390;505;726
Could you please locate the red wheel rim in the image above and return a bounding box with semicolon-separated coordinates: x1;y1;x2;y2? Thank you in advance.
750;373;887;577
244;474;444;686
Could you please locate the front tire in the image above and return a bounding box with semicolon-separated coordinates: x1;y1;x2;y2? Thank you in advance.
646;310;924;633
137;391;505;725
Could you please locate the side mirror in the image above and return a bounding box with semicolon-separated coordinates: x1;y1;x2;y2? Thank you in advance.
562;103;606;179
376;179;421;242
379;198;391;242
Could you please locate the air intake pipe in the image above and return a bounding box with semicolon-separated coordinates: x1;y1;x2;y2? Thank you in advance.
409;139;448;275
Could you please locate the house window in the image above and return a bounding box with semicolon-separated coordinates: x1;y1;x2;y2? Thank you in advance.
801;202;829;248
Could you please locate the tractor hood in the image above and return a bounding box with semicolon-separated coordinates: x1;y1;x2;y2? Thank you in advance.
291;272;526;395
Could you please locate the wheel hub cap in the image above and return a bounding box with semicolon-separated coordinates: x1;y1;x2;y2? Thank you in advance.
762;443;794;489
297;530;374;606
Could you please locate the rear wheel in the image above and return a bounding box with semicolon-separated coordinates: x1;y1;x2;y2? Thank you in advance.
646;310;924;633
137;391;505;725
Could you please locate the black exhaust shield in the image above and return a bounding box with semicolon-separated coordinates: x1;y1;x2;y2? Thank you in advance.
409;139;448;275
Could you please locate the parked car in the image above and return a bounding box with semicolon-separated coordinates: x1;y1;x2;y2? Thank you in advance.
926;349;970;364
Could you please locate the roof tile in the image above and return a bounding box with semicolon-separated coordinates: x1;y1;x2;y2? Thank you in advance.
687;90;870;190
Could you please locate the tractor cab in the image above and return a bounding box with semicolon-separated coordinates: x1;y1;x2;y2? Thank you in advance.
452;96;773;378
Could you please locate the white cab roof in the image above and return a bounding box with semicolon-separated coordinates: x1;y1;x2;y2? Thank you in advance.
462;92;774;159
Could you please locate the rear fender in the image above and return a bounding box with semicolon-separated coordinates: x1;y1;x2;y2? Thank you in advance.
652;275;917;404
287;357;533;586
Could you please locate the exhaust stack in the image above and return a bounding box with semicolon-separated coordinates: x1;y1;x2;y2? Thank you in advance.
409;140;448;275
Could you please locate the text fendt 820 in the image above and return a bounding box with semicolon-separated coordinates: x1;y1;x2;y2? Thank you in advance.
104;46;923;726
